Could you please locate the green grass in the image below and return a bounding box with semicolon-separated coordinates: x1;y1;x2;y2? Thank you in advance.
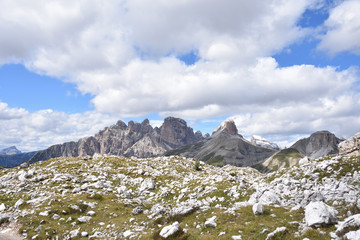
0;155;357;239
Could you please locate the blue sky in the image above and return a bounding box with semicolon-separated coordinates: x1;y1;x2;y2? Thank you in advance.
0;0;359;151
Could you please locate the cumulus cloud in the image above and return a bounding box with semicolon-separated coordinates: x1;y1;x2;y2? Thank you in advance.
0;103;118;151
0;102;27;120
0;0;359;150
318;0;360;55
231;93;360;141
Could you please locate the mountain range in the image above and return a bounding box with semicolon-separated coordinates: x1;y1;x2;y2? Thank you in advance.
29;117;203;164
165;119;276;167
0;117;346;171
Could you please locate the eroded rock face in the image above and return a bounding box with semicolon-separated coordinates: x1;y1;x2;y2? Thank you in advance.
291;131;342;159
30;117;203;163
339;133;360;157
212;119;238;136
160;117;199;148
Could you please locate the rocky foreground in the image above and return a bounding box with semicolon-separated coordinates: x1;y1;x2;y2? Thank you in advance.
0;153;359;239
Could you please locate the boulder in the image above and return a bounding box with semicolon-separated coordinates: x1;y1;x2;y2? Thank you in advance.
14;199;24;209
305;201;337;227
335;214;360;237
299;156;309;165
139;178;155;191
151;204;167;215
132;206;143;215
204;216;217;228
252;203;264;215
159;221;180;238
170;205;194;216
69;229;79;238
78;216;92;223
0;203;6;211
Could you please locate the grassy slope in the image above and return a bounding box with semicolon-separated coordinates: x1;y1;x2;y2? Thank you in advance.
0;155;359;239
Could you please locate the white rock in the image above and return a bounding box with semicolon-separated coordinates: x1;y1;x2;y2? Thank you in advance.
265;227;287;240
170;205;193;216
123;230;134;237
159;221;180;238
0;203;6;211
18;170;28;182
81;232;88;237
259;190;281;205
344;229;360;240
252;203;264;215
139;178;155;191
87;210;96;216
232;236;242;240
52;214;60;220
204;216;217;228
78;216;92;223
39;211;49;216
26;196;49;205
305;201;337;227
299;156;309;165
14;199;24;208
335;214;360;237
69;229;79;238
89;231;104;239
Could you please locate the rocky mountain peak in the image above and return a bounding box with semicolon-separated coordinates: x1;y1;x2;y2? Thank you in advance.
29;117;204;163
159;117;199;148
212;119;238;136
115;120;127;130
291;130;342;159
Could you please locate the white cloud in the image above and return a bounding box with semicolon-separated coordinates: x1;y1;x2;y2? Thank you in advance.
318;0;360;55
0;102;118;151
0;102;27;120
0;0;360;151
231;93;360;141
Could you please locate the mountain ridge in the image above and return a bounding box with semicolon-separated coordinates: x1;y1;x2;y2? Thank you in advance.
166;119;276;167
29;117;203;164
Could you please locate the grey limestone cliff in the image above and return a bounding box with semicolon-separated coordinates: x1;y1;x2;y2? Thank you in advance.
166;119;275;167
30;117;203;163
290;130;342;159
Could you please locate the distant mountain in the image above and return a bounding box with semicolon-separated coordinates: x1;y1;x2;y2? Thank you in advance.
165;120;276;167
0;146;21;155
254;130;343;172
0;151;38;168
290;130;342;159
30;117;204;164
251;135;280;150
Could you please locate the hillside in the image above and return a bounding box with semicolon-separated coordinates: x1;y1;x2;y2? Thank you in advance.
166;120;275;167
0;151;359;239
252;148;303;173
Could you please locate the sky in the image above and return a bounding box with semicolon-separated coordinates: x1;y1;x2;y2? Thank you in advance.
0;0;360;152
